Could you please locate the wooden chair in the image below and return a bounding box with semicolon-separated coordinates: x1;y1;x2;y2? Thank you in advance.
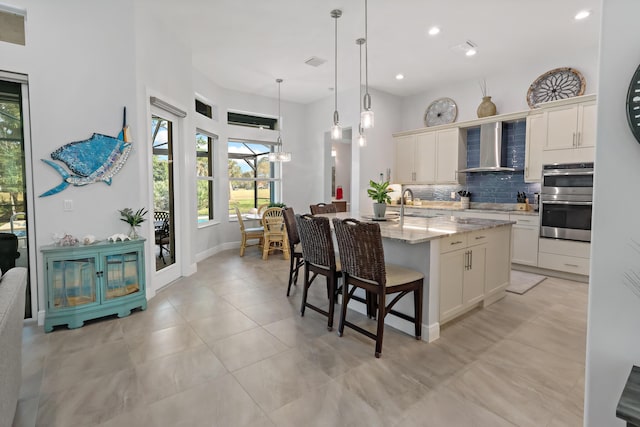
154;211;171;264
261;207;290;260
235;206;264;256
257;203;270;216
332;217;423;358
295;214;342;330
282;207;304;296
309;203;337;215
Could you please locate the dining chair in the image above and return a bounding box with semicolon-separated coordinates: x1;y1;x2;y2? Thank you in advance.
235;206;264;257
257;203;269;216
154;211;171;264
282;207;304;296
309;203;337;215
332;217;423;358
295;214;342;330
262;207;290;260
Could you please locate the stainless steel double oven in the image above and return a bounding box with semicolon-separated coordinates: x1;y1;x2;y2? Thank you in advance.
540;162;593;242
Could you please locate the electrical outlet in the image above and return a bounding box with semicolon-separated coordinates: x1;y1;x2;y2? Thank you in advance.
450;192;456;199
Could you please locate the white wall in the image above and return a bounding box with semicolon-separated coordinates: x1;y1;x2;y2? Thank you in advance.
400;53;600;131
585;1;639;425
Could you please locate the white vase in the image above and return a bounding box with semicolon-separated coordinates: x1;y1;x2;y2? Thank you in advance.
373;203;387;219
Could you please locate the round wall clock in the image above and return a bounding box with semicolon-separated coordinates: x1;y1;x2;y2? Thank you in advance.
626;64;640;144
424;97;457;127
526;67;586;108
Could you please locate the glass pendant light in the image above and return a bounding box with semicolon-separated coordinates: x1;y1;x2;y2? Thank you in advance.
269;78;292;162
330;9;342;140
356;38;367;147
361;0;374;129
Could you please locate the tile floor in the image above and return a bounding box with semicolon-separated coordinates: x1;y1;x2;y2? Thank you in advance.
13;248;587;427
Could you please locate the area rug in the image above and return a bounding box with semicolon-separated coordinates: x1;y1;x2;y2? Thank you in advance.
507;270;547;295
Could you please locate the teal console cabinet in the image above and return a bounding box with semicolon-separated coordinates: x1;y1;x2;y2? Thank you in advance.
41;239;147;332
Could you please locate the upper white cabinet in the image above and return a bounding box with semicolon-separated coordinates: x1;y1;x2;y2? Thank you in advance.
524;112;545;182
541;96;597;164
394;128;464;184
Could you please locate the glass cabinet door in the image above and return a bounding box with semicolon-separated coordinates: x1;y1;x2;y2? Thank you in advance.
104;251;140;300
50;258;96;309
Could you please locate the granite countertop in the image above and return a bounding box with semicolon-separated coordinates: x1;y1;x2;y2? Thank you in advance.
617;365;640;426
324;212;515;245
387;202;539;217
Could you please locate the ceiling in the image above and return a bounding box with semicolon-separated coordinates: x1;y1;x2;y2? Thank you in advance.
144;0;601;104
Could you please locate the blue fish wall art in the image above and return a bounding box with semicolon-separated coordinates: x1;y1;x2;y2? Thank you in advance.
40;109;132;197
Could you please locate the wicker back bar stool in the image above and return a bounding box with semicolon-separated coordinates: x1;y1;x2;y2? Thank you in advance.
261;207;290;260
282;207;304;296
309;203;337;215
295;214;342;331
332;217;424;358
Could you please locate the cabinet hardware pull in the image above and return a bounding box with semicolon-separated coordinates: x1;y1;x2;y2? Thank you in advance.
464;251;469;270
470;250;473;269
564;263;579;268
572;132;576;147
475;236;486;240
451;241;463;245
577;132;581;146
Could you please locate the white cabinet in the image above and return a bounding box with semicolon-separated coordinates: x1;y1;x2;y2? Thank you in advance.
525;113;545;182
510;214;539;266
394;128;464;184
484;226;511;299
538;238;590;276
541;98;597;164
439;231;487;323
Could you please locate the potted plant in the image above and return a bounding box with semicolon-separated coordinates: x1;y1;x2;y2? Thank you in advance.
367;180;391;219
119;207;148;239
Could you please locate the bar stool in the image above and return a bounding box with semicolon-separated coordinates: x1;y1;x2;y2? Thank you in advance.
332;217;423;358
295;214;342;331
262;207;289;260
309;203;337;215
282;207;304;296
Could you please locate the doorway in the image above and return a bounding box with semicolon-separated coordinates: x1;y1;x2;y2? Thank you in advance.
0;74;35;318
150;108;181;287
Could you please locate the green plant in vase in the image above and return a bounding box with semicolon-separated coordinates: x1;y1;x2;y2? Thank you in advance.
367;180;391;219
119;207;148;239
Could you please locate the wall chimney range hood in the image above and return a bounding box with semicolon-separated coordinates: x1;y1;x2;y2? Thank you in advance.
458;122;517;173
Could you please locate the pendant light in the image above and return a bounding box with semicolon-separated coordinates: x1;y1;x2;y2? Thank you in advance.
268;78;291;162
356;37;367;147
330;9;342;141
361;0;374;129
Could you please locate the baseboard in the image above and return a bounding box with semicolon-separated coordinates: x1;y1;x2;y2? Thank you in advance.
195;242;239;263
512;263;589;283
37;309;45;326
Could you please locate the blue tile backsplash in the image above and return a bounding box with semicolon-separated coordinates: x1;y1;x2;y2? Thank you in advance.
410;121;541;204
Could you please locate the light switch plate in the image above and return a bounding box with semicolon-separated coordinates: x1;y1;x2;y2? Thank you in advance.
63;200;73;211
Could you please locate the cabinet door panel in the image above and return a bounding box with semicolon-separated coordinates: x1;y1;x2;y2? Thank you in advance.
578;102;597;148
546;106;578;150
395;135;416;183
440;250;464;320
49;257;97;310
104;251;142;300
525;113;545;182
415;132;436;182
511;226;539;266
464;246;486;305
436;129;460;183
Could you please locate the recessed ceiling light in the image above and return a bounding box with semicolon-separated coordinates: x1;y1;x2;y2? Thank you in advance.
428;26;440;36
575;10;590;20
395;74;404;80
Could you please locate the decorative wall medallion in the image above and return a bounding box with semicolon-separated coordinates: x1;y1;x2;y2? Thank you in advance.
626;63;640;144
424;97;458;127
526;67;586;108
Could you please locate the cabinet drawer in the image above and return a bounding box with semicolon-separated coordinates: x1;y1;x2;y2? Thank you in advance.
509;214;539;226
440;234;468;253
468;229;491;246
538;252;590;275
539;238;590;258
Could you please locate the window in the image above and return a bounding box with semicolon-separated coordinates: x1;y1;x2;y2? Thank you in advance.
227;112;277;130
195;99;212;118
196;131;216;223
228;140;279;215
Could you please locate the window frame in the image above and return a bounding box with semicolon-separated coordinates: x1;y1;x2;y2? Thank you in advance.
196;130;217;227
228;139;281;217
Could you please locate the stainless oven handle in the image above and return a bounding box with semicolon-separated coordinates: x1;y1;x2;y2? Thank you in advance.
542;200;593;206
542;171;594;176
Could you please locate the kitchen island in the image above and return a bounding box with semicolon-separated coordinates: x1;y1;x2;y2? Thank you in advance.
325;212;514;342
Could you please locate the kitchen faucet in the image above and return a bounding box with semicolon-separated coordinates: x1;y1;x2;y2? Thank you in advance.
399;187;414;226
